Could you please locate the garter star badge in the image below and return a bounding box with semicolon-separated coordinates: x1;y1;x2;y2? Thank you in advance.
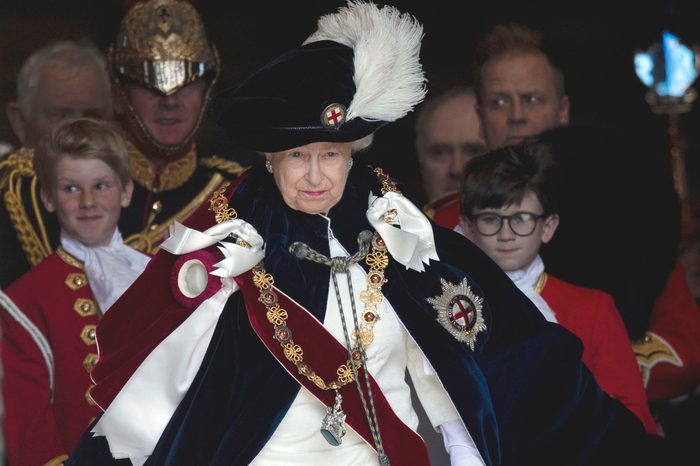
427;278;486;351
321;103;347;129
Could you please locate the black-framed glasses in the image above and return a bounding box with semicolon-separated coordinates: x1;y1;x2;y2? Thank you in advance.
469;212;547;237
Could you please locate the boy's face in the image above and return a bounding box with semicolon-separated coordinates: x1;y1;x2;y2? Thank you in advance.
460;190;559;271
41;156;133;247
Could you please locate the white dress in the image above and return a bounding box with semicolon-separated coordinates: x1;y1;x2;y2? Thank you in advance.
251;221;484;465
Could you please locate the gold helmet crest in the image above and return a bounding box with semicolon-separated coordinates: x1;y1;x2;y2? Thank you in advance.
109;0;219;95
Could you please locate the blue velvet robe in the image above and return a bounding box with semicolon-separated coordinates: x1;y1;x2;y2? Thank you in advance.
67;164;688;466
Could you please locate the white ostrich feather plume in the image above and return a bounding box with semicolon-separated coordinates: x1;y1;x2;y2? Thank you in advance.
303;0;427;123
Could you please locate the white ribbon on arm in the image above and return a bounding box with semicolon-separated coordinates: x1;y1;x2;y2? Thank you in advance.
366;192;439;272
161;219;265;255
92;219;264;466
210;222;266;278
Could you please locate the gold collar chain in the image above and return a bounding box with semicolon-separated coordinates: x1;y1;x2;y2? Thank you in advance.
252;232;389;391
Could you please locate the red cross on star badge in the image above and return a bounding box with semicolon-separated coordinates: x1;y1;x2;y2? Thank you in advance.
450;297;476;331
427;277;486;351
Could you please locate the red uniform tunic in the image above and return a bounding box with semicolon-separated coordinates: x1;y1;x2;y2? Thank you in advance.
540;273;657;433
1;248;101;465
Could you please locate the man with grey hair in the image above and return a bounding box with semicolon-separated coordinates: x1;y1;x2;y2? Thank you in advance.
6;39;113;148
0;39;113;287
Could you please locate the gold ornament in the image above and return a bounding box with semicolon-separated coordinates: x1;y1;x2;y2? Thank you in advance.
127;140;197;192
207;182;238;223
109;0;219;95
0;148;52;265
373;167;400;195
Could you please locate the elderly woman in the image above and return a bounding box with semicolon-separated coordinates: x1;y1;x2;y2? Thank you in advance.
67;2;691;466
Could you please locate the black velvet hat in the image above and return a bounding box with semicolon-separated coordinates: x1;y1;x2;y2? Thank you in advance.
210;1;426;153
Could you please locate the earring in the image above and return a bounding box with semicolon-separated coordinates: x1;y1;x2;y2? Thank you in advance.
348;158;354;170
265;160;273;174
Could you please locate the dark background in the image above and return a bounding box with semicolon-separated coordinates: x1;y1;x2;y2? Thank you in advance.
1;0;699;206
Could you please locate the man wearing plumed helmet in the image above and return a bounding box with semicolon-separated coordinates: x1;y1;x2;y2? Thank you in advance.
108;0;245;254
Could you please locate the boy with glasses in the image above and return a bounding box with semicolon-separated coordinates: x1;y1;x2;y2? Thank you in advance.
459;142;658;433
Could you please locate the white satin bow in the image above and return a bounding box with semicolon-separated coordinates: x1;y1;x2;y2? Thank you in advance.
366;192;439;272
161;219;265;279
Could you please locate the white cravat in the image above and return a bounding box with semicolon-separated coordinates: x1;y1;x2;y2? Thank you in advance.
60;229;151;314
505;255;557;323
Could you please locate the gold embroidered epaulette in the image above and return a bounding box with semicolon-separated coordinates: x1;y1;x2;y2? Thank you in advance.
0;147;53;265
199;155;248;177
633;331;683;387
0;147;34;189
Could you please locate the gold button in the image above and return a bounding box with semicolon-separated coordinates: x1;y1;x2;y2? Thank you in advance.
85;386;97;406
65;273;88;290
74;298;98;317
80;325;97;345
83;353;99;373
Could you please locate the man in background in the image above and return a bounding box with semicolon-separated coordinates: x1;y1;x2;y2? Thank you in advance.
107;0;245;254
473;23;569;151
6;41;112;149
418;87;486;226
417;87;486;201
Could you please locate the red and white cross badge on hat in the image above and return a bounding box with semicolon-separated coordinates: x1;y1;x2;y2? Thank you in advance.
427;277;486;351
321;103;347;129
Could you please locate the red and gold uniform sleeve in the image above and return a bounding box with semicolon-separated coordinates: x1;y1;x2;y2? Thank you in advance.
635;260;700;401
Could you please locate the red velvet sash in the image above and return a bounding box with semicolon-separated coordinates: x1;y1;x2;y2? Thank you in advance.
90;173;249;409
236;270;431;465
